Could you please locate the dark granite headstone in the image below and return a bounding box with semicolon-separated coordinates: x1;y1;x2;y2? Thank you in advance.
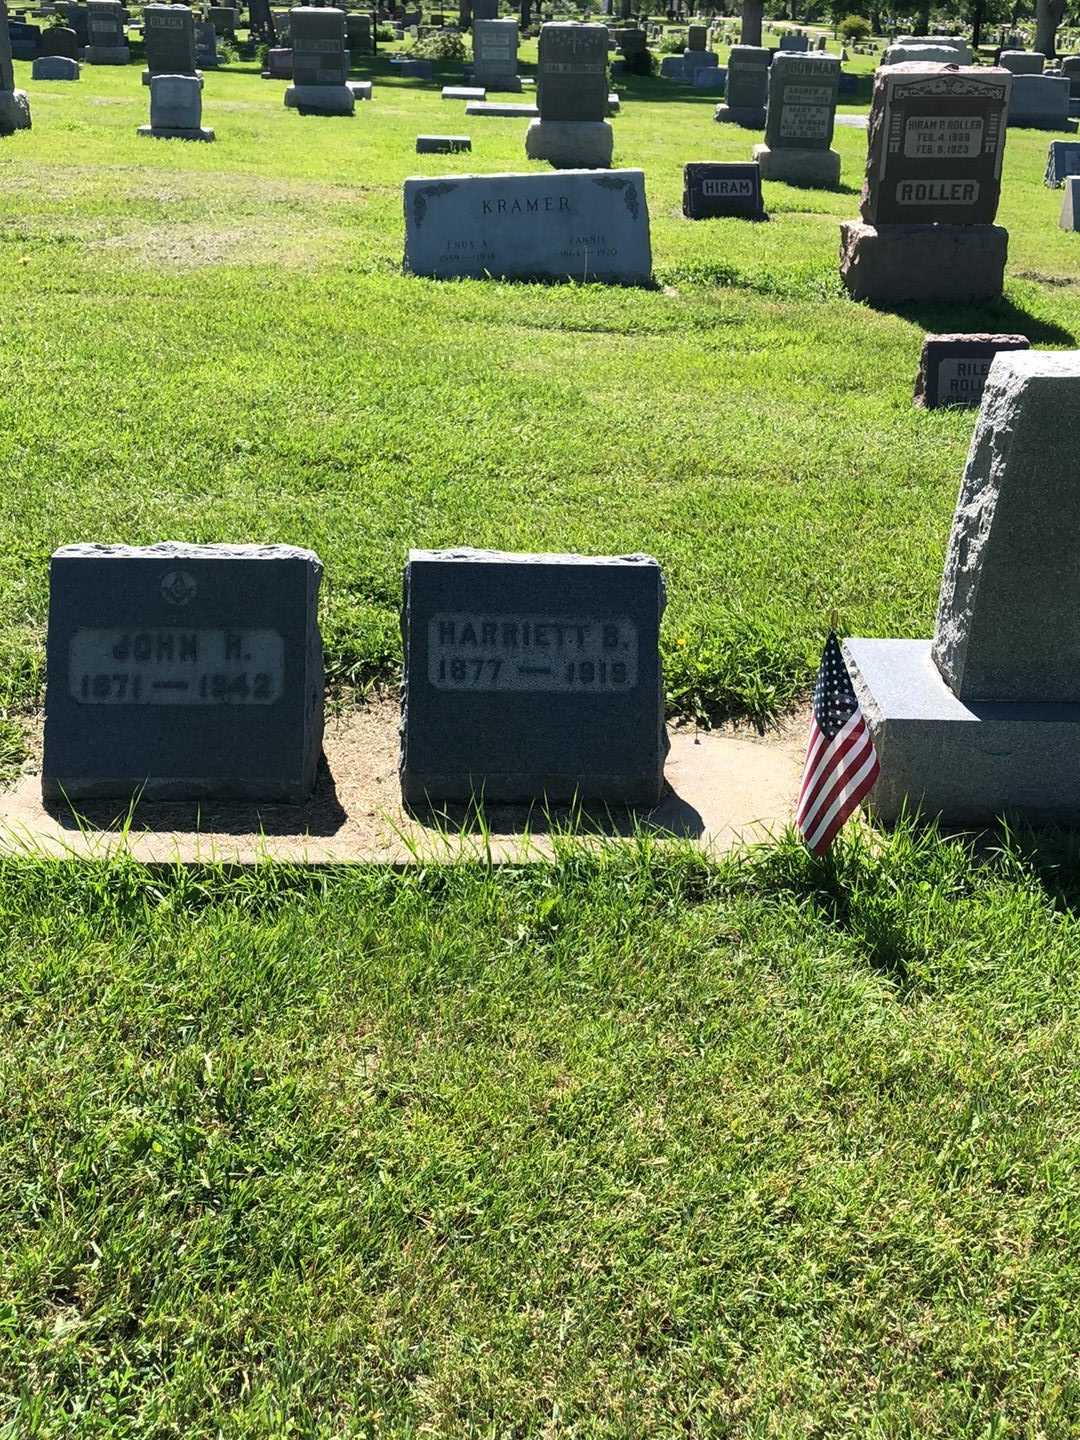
861;63;1011;226
208;5;237;35
682;160;764;218
400;549;667;806
9;21;41;60
472;0;496;17
687;21;705;48
1045;139;1080;186
0;0;17;89
537;20;606;120
724;43;769;109
290;4;347;85
85;0;126;54
345;11;372;51
38;23;79;56
914;332;1030;408
764;51;838;149
1062;55;1080;98
143;4;196;76
42;543;324;803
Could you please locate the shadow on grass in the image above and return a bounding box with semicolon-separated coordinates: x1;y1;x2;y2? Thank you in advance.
866;293;1077;347
406;779;705;842
45;753;347;839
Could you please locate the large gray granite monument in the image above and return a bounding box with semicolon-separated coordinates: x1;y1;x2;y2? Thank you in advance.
138;72;215;140
840;63;1012;303
285;6;363;115
527;22;612;169
846;352;1080;825
0;0;32;135
399;549;667;807
403;168;651;284
42;543;324;804
714;44;769;127
753;51;840;186
84;0;129;63
142;5;199;83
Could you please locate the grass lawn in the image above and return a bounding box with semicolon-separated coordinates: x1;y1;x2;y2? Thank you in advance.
4;831;1080;1436
3;37;1080;1439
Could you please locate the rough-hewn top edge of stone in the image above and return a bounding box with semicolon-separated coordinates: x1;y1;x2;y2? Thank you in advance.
540;19;607;29
407;547;662;568
923;332;1030;345
144;4;195;11
986;350;1080;379
404;168;643;185
291;4;346;13
729;44;770;57
881;61;1009;77
52;542;323;566
770;50;839;66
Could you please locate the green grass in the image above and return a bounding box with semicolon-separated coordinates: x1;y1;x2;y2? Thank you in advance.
1;51;1078;723
4;830;1080;1435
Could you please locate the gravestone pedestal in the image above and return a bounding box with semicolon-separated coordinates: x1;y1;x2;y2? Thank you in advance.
525;118;613;167
839;222;1007;303
752;142;840;186
846;352;1080;825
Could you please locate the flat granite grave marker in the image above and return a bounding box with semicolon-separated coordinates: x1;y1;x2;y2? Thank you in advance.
754;51;840;186
403;168;650;282
42;543;324;804
32;51;79;76
846;351;1080;824
416;132;471;150
914;332;1030;408
528;20;612;167
84;0;128;62
142;4;198;82
840;63;1011;303
1046;138;1080;184
0;0;31;133
714;44;769;127
399;549;667;807
682;160;765;218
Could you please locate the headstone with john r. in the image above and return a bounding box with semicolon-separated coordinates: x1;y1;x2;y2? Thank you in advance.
682;159;764;219
399;549;667;808
845;352;1080;824
753;50;840;187
714;43;769;126
42;543;324;805
403;168;651;283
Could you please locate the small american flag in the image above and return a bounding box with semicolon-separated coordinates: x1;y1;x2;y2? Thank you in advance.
796;632;880;857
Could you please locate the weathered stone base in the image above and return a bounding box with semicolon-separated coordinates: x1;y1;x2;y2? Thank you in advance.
525;118;613;169
83;44;130;64
714;102;766;127
0;89;32;134
839;221;1007;303
138;124;215;141
845;637;1080;826
262;48;293;79
143;69;203;86
284;83;355;115
752;142;840;188
349;80;372;100
473;73;522;91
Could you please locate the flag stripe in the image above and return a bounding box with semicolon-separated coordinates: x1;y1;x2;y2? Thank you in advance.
804;743;880;854
796;632;880;857
796;710;864;825
799;724;873;836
